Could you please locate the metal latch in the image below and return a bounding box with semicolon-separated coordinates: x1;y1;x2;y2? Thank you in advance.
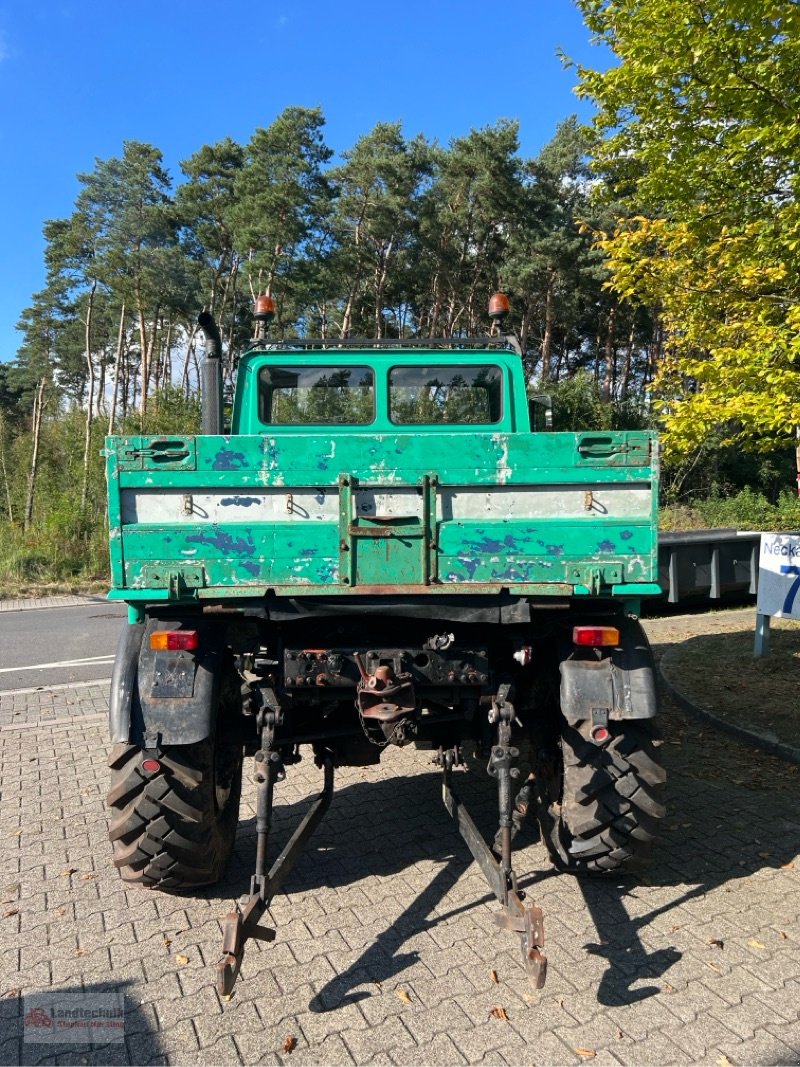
577;437;631;458
141;566;205;597
117;437;197;470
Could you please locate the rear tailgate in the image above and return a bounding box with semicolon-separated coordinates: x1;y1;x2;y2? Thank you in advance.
106;430;658;599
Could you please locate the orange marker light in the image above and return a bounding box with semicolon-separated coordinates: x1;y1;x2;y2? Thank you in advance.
572;626;620;648
488;292;511;319
254;294;276;321
149;630;199;652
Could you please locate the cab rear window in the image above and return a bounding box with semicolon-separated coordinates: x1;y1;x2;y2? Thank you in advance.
258;365;375;425
389;365;503;425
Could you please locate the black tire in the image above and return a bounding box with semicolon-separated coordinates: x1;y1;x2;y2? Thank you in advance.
536;718;666;875
107;727;243;891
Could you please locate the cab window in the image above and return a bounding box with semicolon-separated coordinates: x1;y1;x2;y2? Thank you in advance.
258;365;375;425
389;364;503;425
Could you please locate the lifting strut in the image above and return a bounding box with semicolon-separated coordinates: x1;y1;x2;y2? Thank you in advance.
439;684;547;988
216;701;334;997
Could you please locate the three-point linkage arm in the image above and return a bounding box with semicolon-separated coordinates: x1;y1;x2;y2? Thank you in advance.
439;684;547;988
216;703;335;997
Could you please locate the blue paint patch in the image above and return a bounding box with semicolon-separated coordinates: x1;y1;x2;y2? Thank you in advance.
456;556;481;579
212;448;247;471
597;540;616;553
317;460;329;470
545;544;565;556
240;560;260;577
490;562;537;582
620;530;634;541
220;496;262;507
265;442;281;467
301;548;318;558
186;530;256;557
463;534;520;554
317;560;338;583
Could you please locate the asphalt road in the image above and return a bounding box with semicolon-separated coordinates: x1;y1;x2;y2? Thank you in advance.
0;598;126;691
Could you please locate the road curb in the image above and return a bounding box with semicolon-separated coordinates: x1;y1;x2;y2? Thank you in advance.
0;593;108;613
659;648;800;766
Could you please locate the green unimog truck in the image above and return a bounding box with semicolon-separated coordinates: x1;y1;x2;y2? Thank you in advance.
104;296;665;993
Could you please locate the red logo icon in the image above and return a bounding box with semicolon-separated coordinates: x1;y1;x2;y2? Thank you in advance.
24;1007;53;1028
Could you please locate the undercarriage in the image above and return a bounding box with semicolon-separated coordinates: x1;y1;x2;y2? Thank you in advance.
107;602;665;996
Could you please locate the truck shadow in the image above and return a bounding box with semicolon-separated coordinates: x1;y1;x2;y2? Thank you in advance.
213;686;800;1013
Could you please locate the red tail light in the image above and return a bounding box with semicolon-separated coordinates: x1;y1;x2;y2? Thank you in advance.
149;630;199;652
572;626;620;648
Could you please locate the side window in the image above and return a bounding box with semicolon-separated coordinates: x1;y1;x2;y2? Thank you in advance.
258;366;375;425
389;365;503;425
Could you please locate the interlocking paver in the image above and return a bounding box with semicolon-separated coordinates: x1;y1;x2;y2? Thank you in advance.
2;624;799;1066
717;1029;799;1067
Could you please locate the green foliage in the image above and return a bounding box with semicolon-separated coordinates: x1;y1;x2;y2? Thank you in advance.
660;489;800;533
134;387;201;436
546;371;650;431
0;390;201;593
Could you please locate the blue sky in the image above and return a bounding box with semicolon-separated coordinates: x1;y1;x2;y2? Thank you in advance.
0;0;608;363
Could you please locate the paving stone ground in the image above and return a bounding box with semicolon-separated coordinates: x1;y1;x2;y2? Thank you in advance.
1;619;799;1066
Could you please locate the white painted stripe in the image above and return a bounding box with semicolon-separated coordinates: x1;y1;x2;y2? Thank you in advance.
122;484;653;524
0;655;115;675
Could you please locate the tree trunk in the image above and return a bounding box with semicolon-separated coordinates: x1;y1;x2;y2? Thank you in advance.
24;378;47;532
619;320;636;401
162;316;174;393
601;301;617;404
181;325;199;398
520;299;537;381
541;273;555;384
0;412;14;524
645;320;663;389
81;280;98;510
222;258;240;388
136;286;150;419
108;303;127;436
96;340;106;419
373;236;395;338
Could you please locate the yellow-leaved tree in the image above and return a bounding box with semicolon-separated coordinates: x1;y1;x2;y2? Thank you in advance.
573;0;800;455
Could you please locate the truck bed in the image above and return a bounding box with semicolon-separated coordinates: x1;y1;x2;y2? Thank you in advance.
105;430;659;602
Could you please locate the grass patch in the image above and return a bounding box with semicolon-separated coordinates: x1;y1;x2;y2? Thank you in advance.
662;619;800;748
0;521;109;599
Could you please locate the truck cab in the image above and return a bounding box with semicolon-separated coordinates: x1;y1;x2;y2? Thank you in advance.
232;340;527;434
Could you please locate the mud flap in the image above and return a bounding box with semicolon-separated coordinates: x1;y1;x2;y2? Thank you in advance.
109;616;227;747
560;618;658;724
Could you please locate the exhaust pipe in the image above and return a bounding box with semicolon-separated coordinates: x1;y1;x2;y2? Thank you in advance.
198;311;223;436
